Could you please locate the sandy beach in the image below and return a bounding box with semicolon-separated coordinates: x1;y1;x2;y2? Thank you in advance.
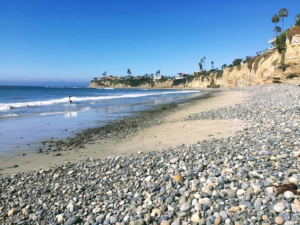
0;89;247;177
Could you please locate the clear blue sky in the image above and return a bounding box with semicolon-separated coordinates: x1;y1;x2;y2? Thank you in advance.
0;0;299;86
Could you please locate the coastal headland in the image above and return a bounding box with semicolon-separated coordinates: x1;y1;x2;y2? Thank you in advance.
90;26;300;89
1;84;300;225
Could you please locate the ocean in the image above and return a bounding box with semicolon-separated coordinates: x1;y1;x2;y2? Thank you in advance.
0;86;202;155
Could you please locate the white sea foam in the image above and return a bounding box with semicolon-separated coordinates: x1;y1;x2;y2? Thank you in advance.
0;90;200;111
2;114;18;117
0;105;11;111
39;111;66;116
80;106;91;111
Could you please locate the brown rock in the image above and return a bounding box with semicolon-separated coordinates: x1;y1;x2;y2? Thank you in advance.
262;215;268;221
151;208;162;216
8;208;15;216
173;175;182;182
274;216;284;224
229;206;240;212
214;217;221;225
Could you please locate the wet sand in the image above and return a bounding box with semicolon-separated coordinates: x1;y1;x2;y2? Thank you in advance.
0;89;248;177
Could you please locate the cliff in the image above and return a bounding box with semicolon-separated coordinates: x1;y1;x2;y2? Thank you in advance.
90;26;300;89
222;26;300;87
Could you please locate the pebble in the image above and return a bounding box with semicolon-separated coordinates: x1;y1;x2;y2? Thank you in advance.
1;84;300;225
274;202;286;213
191;212;201;223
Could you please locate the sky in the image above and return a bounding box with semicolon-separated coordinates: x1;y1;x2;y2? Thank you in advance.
0;0;299;86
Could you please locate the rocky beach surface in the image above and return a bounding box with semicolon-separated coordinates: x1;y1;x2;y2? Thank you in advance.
1;84;300;225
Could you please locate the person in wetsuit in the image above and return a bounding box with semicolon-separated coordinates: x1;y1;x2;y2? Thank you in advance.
69;95;73;104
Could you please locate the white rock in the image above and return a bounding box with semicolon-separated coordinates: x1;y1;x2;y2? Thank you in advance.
289;177;299;184
66;203;73;212
237;155;244;160
265;187;274;193
236;189;245;196
170;157;179;164
180;203;190;211
274;202;285;213
252;185;262;193
194;193;201;199
284;191;295;199
191;212;201;223
56;214;64;223
144;176;152;182
200;177;206;183
195;203;201;211
93;208;101;213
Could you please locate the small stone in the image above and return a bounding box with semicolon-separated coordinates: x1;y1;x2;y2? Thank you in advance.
8;208;15;216
129;219;146;225
252;185;262;193
222;168;233;174
173;175;182;182
151;208;162;216
56;214;64;223
284;191;295;199
262;215;268;221
214;217;221;225
191;212;201;223
229;206;240;212
180;203;190;212
64;216;82;225
236;189;245;196
274;216;284;224
145;176;152;182
161;221;170;225
170;157;179;164
292;204;300;212
274;202;285;213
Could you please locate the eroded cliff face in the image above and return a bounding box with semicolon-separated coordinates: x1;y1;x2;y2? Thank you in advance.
90;28;300;89
222;27;300;87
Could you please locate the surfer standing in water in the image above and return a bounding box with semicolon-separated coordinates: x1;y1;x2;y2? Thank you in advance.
69;95;73;104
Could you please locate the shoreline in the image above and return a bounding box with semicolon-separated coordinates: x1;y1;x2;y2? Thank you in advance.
0;88;247;177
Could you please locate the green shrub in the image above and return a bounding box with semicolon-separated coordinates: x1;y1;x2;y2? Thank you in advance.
216;70;223;78
276;30;288;53
272;59;278;65
233;59;242;66
253;55;264;73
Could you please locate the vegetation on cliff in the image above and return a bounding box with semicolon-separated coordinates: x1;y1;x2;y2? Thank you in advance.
276;30;288;53
296;14;300;26
96;77;154;87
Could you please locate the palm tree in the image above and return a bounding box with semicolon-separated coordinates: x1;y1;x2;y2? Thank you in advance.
221;64;227;69
103;71;107;77
127;69;131;76
203;57;206;70
199;62;203;71
272;15;280;38
278;8;289;31
274;26;281;36
211;61;214;69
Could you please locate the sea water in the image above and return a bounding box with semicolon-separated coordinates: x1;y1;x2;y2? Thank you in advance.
0;86;202;155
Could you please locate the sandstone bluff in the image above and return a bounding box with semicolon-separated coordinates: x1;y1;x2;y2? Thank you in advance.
90;27;300;89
